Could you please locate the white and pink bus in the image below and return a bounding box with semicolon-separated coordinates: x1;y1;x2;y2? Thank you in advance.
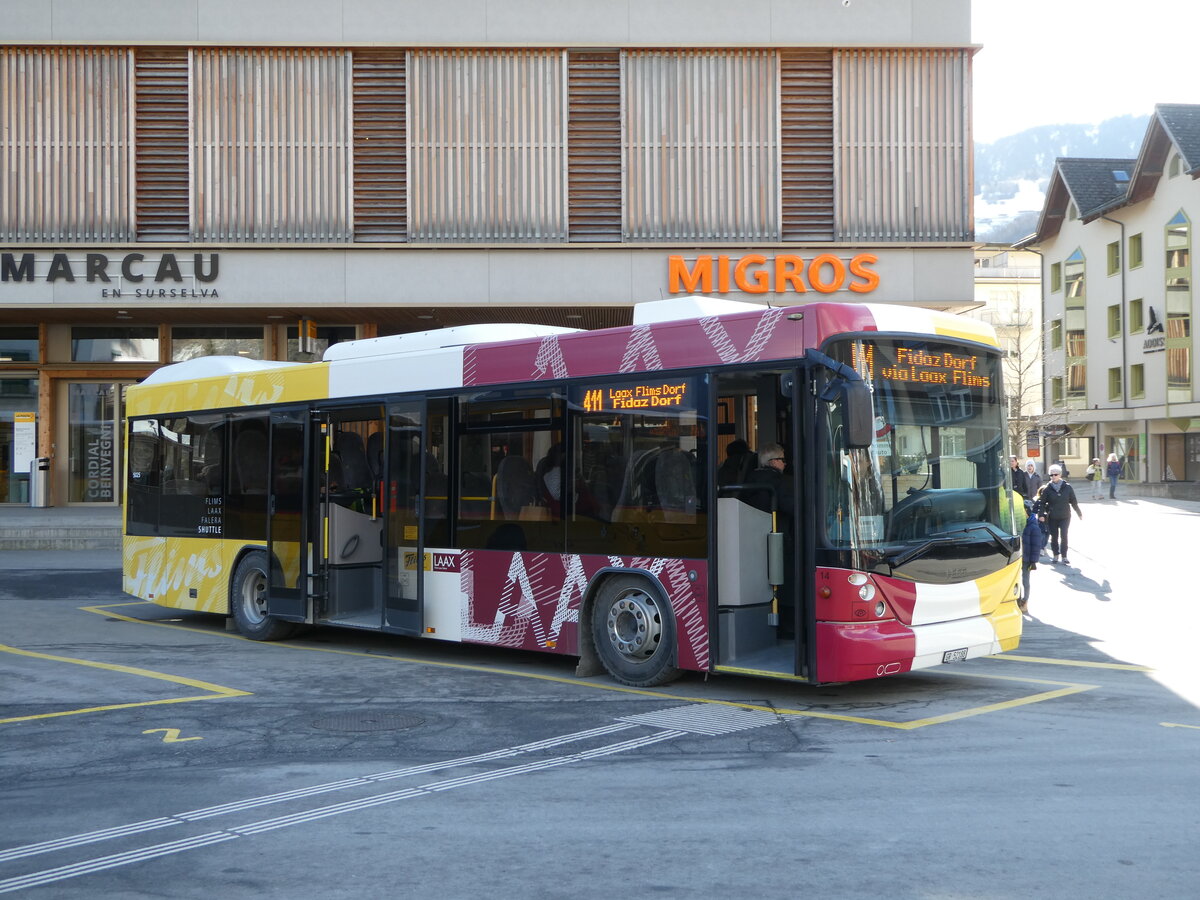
123;297;1023;686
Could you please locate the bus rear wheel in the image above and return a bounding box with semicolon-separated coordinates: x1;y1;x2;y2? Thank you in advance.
231;551;296;641
591;575;680;687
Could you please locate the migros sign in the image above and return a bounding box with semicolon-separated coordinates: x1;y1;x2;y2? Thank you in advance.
668;252;879;295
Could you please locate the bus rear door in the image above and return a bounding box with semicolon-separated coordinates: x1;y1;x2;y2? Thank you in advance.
313;406;386;629
266;409;309;622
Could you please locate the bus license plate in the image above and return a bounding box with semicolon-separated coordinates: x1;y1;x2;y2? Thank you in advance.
942;648;969;663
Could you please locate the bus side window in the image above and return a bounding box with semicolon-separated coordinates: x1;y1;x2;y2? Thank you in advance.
234;427;268;494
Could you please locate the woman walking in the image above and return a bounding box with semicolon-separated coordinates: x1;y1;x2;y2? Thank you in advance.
1086;457;1104;500
1105;452;1121;500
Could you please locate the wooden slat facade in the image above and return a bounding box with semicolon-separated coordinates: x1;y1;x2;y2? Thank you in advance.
134;49;190;241
352;51;407;242
567;51;622;242
780;50;834;242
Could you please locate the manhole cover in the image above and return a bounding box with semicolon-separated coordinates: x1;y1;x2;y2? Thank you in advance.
310;713;425;733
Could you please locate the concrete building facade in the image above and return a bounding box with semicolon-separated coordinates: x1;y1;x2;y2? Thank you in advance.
0;0;977;506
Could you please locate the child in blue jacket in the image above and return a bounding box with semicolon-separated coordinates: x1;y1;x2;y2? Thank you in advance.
1020;500;1046;614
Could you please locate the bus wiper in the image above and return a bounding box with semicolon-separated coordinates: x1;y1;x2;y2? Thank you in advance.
887;527;1016;569
886;537;959;569
927;525;1017;558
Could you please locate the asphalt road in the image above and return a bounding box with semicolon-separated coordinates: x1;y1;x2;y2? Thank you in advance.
1;495;1197;898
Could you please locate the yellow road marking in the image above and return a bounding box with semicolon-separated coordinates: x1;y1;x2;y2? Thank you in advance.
991;654;1153;672
1161;722;1200;730
85;603;1097;730
0;643;250;725
143;728;203;743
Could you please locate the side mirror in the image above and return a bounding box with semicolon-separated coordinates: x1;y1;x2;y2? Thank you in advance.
842;380;874;449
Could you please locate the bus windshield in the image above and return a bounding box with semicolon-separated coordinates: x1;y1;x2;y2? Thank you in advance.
820;337;1014;564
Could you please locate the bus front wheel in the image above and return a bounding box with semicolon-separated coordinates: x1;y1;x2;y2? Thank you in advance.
591;575;680;687
231;551;296;641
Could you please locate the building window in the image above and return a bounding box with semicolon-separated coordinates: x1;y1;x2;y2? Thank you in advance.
1050;319;1063;350
0;327;39;364
1064;249;1085;308
1067;202;1078;221
286;325;357;361
1107;241;1120;276
1064;307;1086;406
1169;153;1182;178
1050;262;1062;293
1129;232;1143;268
1129;298;1144;333
171;327;264;362
1;376;39;502
1051;377;1064;405
1130;363;1145;399
1108;367;1122;401
71;327;159;363
1107;304;1122;338
1165;210;1192;400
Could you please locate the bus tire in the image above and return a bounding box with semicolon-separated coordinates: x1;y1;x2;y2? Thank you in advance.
231;551;296;641
591;574;680;687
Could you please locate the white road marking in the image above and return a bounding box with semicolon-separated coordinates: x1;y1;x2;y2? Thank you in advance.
0;721;634;863
0;727;685;894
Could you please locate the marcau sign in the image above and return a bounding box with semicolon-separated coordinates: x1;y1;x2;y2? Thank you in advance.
1;251;220;298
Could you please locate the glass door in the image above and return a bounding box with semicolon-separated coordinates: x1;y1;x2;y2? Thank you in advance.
266;409;309;622
67;382;136;504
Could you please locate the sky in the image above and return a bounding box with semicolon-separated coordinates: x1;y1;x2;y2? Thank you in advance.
971;0;1200;144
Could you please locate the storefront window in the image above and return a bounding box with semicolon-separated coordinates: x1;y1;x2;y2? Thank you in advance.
1;377;39;502
286;325;356;361
68;384;118;502
0;327;39;364
171;326;265;361
71;327;159;363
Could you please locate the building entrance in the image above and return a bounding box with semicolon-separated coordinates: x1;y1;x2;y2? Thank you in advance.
64;382;136;505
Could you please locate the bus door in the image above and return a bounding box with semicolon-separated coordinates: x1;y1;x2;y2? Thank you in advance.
712;369;805;678
383;400;426;635
313;405;386;629
266;409;309;622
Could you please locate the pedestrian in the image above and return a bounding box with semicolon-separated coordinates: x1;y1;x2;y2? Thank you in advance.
1019;499;1045;615
1085;457;1104;500
1009;455;1024;496
1105;452;1121;499
1037;464;1082;565
1022;460;1042;501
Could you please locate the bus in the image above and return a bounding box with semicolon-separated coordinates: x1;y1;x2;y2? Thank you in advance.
122;297;1023;686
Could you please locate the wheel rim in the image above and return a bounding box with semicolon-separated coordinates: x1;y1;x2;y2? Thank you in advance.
604;588;663;662
240;568;268;625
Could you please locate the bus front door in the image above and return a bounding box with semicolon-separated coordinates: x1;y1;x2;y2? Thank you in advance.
313;406;386;630
712;370;805;679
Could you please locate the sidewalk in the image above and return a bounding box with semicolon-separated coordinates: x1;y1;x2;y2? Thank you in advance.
0;506;122;566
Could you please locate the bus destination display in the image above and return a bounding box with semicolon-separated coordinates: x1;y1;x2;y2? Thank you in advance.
853;344;992;388
581;381;690;412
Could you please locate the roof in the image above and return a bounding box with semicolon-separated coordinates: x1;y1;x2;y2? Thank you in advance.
1157;104;1200;173
1059;158;1135;220
1019;103;1200;247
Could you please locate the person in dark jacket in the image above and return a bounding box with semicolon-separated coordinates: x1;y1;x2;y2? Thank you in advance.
1036;464;1083;565
1009;456;1023;495
1021;460;1042;500
1105;452;1122;499
1019;499;1046;615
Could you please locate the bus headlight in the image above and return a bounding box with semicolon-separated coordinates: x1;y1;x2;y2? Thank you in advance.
858;583;876;601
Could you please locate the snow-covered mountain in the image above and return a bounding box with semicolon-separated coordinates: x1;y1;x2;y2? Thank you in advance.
974;115;1149;243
